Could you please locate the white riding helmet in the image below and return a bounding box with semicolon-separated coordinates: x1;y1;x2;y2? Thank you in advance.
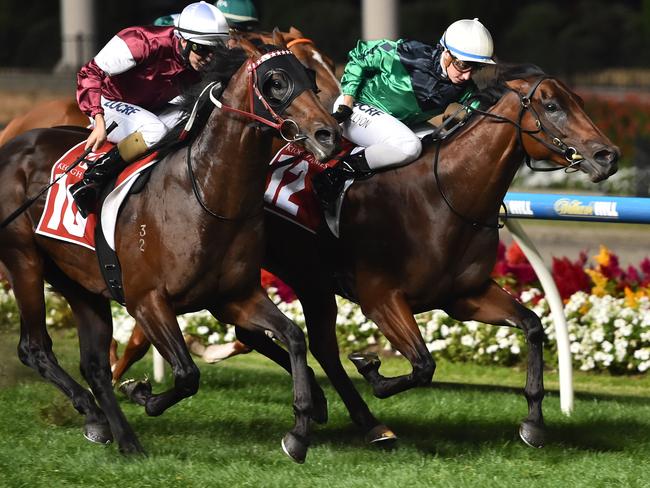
440;18;496;65
175;1;230;46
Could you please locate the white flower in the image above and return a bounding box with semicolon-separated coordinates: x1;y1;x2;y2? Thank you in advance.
429;339;447;352
208;332;220;344
461;335;475;347
196;325;210;336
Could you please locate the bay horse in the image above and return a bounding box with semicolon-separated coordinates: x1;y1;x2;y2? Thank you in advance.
111;64;619;450
0;33;340;461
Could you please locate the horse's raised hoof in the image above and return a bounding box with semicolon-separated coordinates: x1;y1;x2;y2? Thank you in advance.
365;424;398;447
119;378;152;406
83;422;113;445
348;352;381;375
281;432;309;464
519;421;545;448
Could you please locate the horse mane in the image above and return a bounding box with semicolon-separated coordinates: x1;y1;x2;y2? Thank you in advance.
145;44;248;158
472;62;547;107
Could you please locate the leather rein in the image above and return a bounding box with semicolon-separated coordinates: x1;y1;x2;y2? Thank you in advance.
434;76;585;230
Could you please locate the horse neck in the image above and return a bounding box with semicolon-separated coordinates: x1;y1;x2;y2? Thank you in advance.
427;93;525;219
189;71;272;221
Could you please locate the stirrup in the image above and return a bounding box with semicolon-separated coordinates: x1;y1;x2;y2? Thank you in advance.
70;180;99;218
313;166;350;213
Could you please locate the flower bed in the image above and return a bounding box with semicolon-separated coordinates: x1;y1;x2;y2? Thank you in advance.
1;246;649;375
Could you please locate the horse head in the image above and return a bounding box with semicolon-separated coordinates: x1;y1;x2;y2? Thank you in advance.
231;32;340;161
505;74;620;182
242;28;340;110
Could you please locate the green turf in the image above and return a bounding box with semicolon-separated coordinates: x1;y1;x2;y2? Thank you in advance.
1;329;650;487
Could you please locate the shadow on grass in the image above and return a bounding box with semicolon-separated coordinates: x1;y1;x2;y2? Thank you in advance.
115;364;649;458
430;380;650;406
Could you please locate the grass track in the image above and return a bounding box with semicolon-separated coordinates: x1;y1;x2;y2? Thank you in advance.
1;329;650;487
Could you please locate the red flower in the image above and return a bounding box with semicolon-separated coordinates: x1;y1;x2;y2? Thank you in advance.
552;256;591;300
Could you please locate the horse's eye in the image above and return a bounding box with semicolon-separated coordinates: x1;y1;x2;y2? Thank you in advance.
545;103;558;112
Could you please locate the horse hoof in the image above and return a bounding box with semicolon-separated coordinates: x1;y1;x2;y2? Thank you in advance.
348;352;381;375
519;421;545;448
281;432;309;464
365;424;398;446
83;422;113;445
119;378;152;406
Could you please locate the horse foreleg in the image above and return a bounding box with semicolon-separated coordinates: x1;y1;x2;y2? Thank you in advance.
233;326;329;425
445;280;545;448
7;252;108;445
354;286;436;399
298;288;396;444
111;323;150;385
214;289;313;464
129;293;200;417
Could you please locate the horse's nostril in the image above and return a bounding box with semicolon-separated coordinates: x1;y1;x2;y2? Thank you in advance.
594;148;618;166
315;128;334;146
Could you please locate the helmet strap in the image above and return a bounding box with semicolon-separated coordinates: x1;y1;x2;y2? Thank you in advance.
179;39;192;66
441;50;452;78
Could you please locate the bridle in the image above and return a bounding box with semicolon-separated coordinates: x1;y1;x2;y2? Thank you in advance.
434;76;585;230
184;48;319;221
473;76;585;171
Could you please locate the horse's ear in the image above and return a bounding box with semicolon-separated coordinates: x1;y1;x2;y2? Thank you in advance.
237;35;260;57
289;26;304;38
272;27;288;49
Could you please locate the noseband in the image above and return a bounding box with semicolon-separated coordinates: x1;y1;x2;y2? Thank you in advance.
434;76;586;230
473;77;585;172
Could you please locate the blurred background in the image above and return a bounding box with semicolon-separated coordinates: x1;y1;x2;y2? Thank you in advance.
0;0;649;195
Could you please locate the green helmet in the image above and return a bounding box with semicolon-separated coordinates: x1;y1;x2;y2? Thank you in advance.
214;0;259;30
153;14;179;27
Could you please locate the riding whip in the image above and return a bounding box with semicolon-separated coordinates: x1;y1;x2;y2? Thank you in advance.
0;121;118;228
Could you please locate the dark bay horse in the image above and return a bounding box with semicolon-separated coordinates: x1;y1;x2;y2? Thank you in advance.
0;34;339;461
261;65;619;448
110;65;620;449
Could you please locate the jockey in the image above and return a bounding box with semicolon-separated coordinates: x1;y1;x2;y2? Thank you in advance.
70;1;230;217
314;18;496;211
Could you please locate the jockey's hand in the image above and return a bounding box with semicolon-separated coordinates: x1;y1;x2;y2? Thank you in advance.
332;104;353;123
85;115;107;152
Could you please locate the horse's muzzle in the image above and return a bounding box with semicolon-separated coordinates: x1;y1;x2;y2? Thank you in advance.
583;143;620;182
306;123;341;161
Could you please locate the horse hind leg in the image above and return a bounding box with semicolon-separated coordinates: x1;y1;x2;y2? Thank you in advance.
445;280;545;448
58;281;144;454
353;286;436;399
5;251;109;445
110;323;150;385
214;289;314;464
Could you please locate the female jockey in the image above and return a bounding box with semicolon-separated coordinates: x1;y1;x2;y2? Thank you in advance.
70;1;230;217
314;18;496;211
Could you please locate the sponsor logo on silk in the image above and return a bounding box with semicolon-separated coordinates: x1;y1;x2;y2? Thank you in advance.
104;100;140;116
553;198;619;218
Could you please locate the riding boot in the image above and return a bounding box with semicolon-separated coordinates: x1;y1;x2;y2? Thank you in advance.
69;131;147;218
69;146;128;218
313;151;373;213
